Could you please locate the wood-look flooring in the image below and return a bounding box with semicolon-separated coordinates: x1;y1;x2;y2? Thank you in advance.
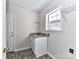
7;48;52;59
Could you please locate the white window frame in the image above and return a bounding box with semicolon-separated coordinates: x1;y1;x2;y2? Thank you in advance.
46;7;62;31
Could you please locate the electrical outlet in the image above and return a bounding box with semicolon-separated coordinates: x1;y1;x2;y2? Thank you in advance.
69;48;74;54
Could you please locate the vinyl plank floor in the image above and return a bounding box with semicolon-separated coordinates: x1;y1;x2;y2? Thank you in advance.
7;48;52;59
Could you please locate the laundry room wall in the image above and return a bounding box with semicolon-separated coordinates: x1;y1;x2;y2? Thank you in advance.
39;0;76;59
15;6;40;50
6;0;40;50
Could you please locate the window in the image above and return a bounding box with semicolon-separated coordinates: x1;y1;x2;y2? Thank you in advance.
46;7;62;31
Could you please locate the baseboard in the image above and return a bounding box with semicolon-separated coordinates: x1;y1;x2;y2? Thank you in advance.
47;52;56;59
14;47;30;52
36;52;48;57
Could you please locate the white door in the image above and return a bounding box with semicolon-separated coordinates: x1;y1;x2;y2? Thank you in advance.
7;14;16;52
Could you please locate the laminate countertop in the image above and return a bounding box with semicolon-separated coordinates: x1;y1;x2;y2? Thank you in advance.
29;32;49;38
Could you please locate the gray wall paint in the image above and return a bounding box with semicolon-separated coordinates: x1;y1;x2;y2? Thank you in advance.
7;1;40;50
40;0;76;59
15;6;40;50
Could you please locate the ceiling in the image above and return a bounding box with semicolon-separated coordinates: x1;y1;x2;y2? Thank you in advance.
10;0;52;11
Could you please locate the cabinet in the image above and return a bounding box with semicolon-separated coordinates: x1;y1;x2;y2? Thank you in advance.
31;37;47;57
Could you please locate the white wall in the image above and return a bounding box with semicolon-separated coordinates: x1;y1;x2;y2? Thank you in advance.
15;6;40;50
6;1;40;50
40;0;76;59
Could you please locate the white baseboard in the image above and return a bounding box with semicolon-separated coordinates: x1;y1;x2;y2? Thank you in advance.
14;47;30;52
36;52;48;57
47;52;56;59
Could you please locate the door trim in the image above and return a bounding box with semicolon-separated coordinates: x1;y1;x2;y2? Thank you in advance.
2;0;6;59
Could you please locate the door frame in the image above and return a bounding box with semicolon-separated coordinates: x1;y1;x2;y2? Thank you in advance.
2;0;6;59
